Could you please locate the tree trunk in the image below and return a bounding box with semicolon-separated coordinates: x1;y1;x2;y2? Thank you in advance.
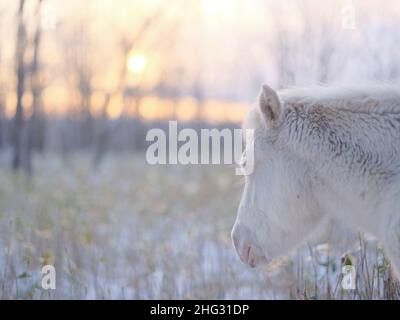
91;7;167;168
0;97;4;149
12;0;27;172
27;0;45;173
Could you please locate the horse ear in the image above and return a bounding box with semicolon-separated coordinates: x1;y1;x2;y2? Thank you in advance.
258;85;281;125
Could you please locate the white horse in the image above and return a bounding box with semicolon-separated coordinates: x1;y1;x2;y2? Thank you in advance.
231;84;400;277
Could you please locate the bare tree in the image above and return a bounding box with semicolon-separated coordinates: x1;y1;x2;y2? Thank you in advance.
21;0;46;175
29;0;45;147
58;19;96;154
0;87;4;150
269;3;298;88
92;6;169;167
74;22;94;148
299;1;335;84
12;0;28;171
0;25;4;150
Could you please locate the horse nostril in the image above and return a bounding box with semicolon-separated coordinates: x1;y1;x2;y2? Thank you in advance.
232;223;268;268
244;244;251;262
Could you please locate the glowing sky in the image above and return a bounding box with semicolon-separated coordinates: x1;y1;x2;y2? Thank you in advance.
1;0;400;121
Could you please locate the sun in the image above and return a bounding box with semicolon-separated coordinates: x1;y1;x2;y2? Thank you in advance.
127;53;147;74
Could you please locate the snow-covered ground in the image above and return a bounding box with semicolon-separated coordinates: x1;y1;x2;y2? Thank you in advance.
0;154;397;299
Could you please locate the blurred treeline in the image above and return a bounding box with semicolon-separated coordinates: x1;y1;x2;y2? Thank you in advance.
0;0;400;174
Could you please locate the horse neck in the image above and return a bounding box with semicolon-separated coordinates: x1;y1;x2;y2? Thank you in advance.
277;103;400;180
275;103;398;234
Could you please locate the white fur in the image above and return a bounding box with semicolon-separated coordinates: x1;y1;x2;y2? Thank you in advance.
232;85;400;276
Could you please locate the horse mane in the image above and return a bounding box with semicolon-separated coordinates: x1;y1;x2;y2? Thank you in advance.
278;85;400;178
279;84;400;114
244;84;400;179
244;84;400;133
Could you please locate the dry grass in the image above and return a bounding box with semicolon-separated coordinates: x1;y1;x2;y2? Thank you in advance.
0;154;398;299
293;235;400;300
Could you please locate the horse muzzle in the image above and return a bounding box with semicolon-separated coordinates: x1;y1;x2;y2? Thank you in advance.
231;223;268;268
